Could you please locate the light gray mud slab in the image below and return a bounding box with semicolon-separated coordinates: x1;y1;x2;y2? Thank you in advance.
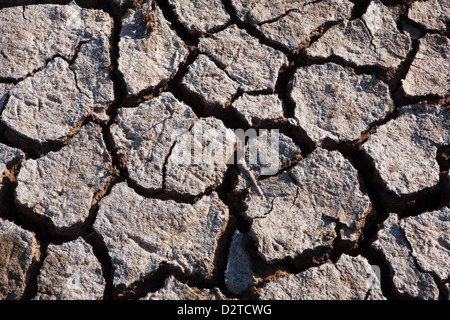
408;0;450;32
2;58;92;146
306;1;411;69
165;117;236;197
290;62;394;145
361;105;450;196
168;0;230;35
225;231;255;294
15;123;114;235
232;0;354;51
34;238;105;300
118;1;189;95
244;148;371;263
231;93;285;127
400;207;450;283
110;92;197;193
181;54;240;109
371;213;439;299
234;131;302;192
259;254;385;300
199;24;288;92
0;3;113;123
93;182;229;289
402;34;450;97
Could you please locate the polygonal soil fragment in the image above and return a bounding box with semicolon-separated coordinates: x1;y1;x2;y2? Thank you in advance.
234;130;301;192
286;148;372;242
231;0;306;23
244;148;371;263
0;3;113;121
260;0;353;51
34;238;105;300
232;0;353;51
165;117;236;197
0;218;40;300
259;254;385;300
118;2;189;95
199;24;288;91
2;58;92;147
360;105;450;196
15;123;114;235
93;182;229;289
110;92;197;193
402;34;450;97
400;207;450;283
69;37;114;122
306;1;411;69
408;0;449;32
181;54;240;109
142;275;224;300
225;231;255;295
231;93;285;126
168;0;230;35
0;3;111;80
245;169;332;263
371;213;439;299
290;63;394;145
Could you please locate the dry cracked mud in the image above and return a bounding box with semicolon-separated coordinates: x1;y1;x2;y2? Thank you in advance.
0;0;448;301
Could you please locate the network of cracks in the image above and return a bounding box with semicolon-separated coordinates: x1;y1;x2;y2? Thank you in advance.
0;0;448;300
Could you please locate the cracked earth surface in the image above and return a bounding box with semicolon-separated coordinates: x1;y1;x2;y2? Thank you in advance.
0;0;449;300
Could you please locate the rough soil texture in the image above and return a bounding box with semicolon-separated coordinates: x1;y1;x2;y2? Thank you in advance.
0;0;448;300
